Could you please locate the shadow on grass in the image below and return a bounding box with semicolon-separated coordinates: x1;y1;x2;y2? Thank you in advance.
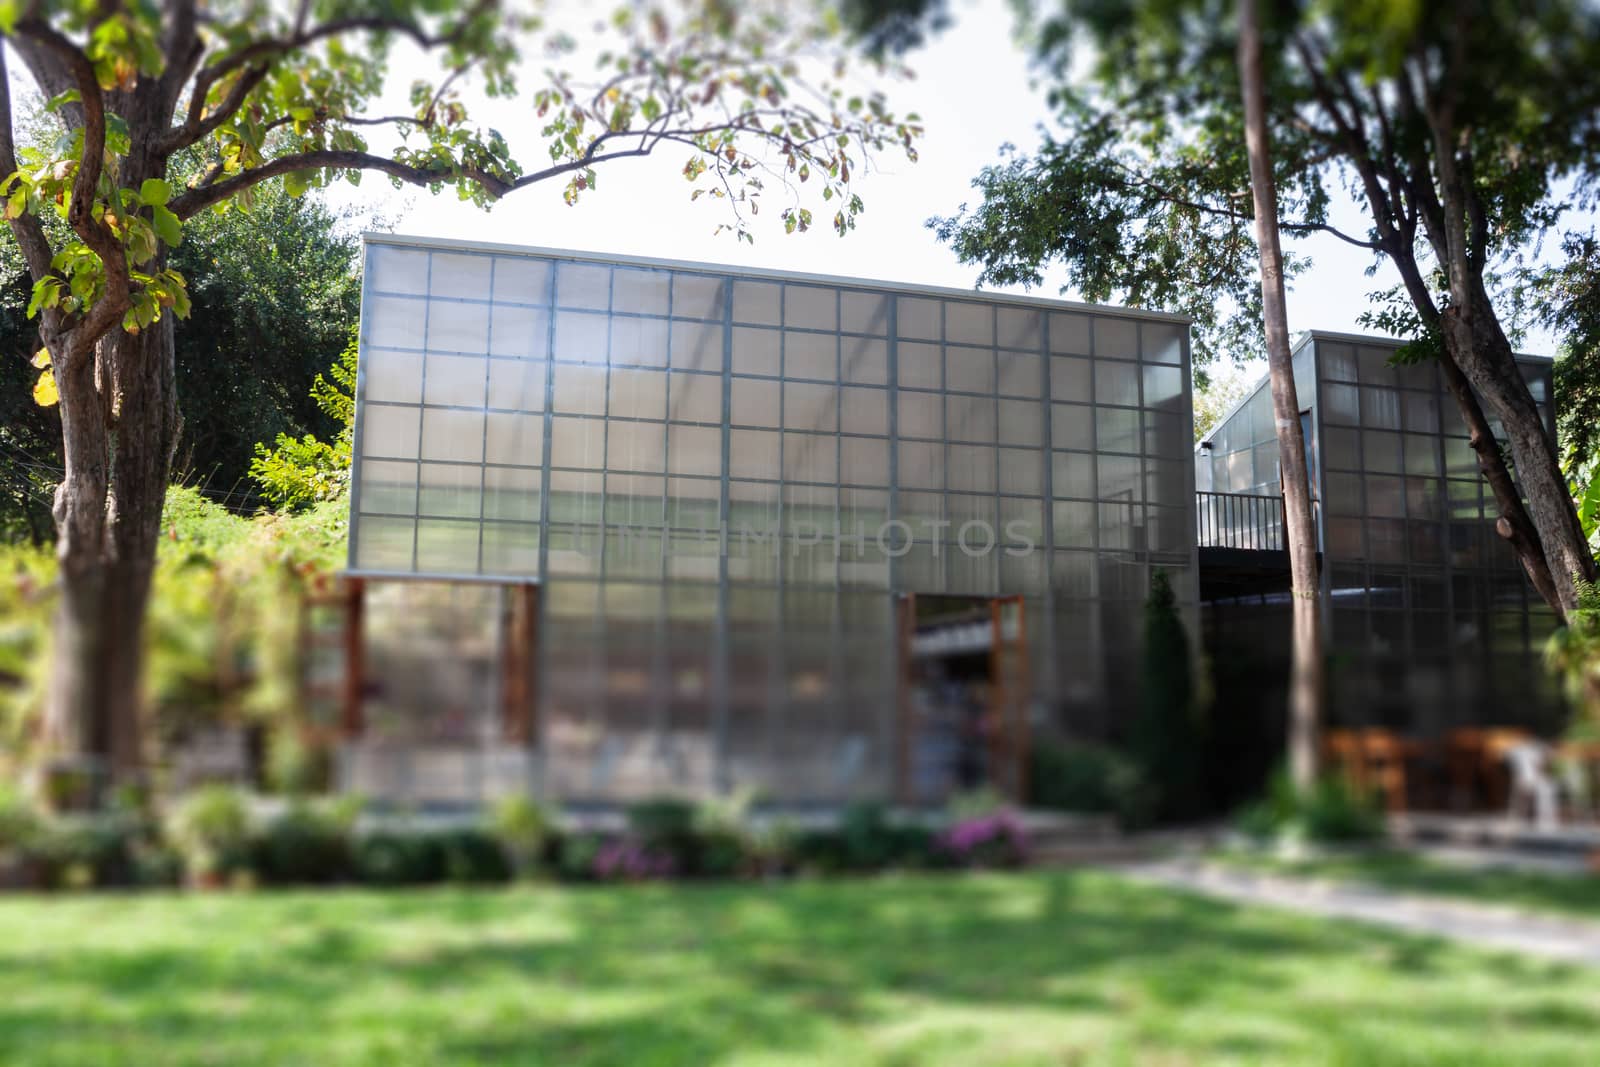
0;870;1596;1066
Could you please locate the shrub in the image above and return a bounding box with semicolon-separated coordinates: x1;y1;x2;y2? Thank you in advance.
555;832;604;882
625;798;698;867
1130;569;1205;822
1028;740;1157;831
490;795;550;879
165;785;253;884
839;803;934;870
1235;771;1384;845
436;829;512;884
0;786;40;884
353;832;446;886
937;810;1029;869
254;801;358;885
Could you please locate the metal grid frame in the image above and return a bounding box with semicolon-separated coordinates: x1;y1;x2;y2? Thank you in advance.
348;234;1198;798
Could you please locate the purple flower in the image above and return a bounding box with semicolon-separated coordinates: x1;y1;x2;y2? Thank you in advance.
592;837;677;881
937;811;1030;868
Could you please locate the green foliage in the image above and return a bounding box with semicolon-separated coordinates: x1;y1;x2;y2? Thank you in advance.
249;330;358;509
165;785;253;879
1544;577;1600;729
252;799;361;885
1129;569;1203;823
0;782;39;855
1235;772;1384;846
1027;738;1154;830
352;832;446;887
490;794;551;878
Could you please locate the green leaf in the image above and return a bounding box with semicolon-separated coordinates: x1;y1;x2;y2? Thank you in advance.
151;204;182;247
1580;474;1600;540
140;178;172;206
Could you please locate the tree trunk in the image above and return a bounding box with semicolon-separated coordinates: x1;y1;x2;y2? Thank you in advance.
1239;0;1324;789
1435;345;1564;617
1442;281;1596;614
43;318;179;807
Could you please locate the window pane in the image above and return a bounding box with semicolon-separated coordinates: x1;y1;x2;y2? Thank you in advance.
1094;317;1138;359
946;394;996;443
1052;450;1094;499
666;370;720;423
365;349;423;404
550;415;605;469
1096;407;1140;454
612;268;671;316
553;311;608;362
841;437;889;486
784;285;837;330
999;448;1042;495
840;386;888;436
897;441;943;489
355;515;415;570
997;399;1043;448
1142;322;1184;365
362;405;420;458
841;291;890;335
897;297;940;340
946;344;994;393
733;280;782;325
945;301;993;346
948;445;996;492
1051;403;1093;452
669;425;723;477
897;391;942;439
610;315;670;367
1095;360;1139;406
423;354;486;408
483;466;541;522
492;256;550;304
841;336;887;384
672;273;725;320
785;331;836;381
417;462;481;518
1097;454;1141;501
484;411;543;467
419;408;483;462
785;382;838;433
552;365;606;415
367;296;426;349
556;262;611;310
607;420;666;473
606;368;666;421
729;429;780;479
1049;313;1091;354
897;341;941;389
670;320;723;371
489;305;550;359
358;460;417;515
731;377;780;427
731;326;780;376
368;246;429;295
784;432;836;483
429;252;492;299
997;307;1042;351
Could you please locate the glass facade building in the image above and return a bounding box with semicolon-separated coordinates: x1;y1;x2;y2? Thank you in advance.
1197;332;1562;736
347;235;1197;803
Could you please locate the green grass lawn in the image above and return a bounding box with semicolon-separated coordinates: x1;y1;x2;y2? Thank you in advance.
1212;847;1600;921
2;870;1598;1066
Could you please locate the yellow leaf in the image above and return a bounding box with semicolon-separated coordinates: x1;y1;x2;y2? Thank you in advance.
30;347;50;369
33;368;58;407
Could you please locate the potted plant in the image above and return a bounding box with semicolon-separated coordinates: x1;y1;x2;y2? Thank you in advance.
165;785;253;889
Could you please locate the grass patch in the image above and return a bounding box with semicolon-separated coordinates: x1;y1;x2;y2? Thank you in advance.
1;870;1598;1065
1213;847;1600;921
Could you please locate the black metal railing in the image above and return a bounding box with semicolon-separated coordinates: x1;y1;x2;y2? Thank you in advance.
1195;491;1287;551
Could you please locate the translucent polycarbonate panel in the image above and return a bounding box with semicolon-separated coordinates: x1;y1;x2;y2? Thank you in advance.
351;240;1197;761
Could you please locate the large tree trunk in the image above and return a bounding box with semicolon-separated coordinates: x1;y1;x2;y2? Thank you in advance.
1240;0;1323;789
43;318;179;807
1442;281;1596;614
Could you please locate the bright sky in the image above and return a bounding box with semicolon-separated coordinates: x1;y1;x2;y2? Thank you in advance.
4;0;1572;366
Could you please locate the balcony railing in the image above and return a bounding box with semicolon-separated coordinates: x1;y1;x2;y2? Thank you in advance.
1195;491;1287;552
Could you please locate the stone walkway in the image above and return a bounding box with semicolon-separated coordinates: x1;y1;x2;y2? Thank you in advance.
1119;858;1600;967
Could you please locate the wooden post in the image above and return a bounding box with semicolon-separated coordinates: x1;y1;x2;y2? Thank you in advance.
341;577;365;738
502;583;540;744
988;595;1030;804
